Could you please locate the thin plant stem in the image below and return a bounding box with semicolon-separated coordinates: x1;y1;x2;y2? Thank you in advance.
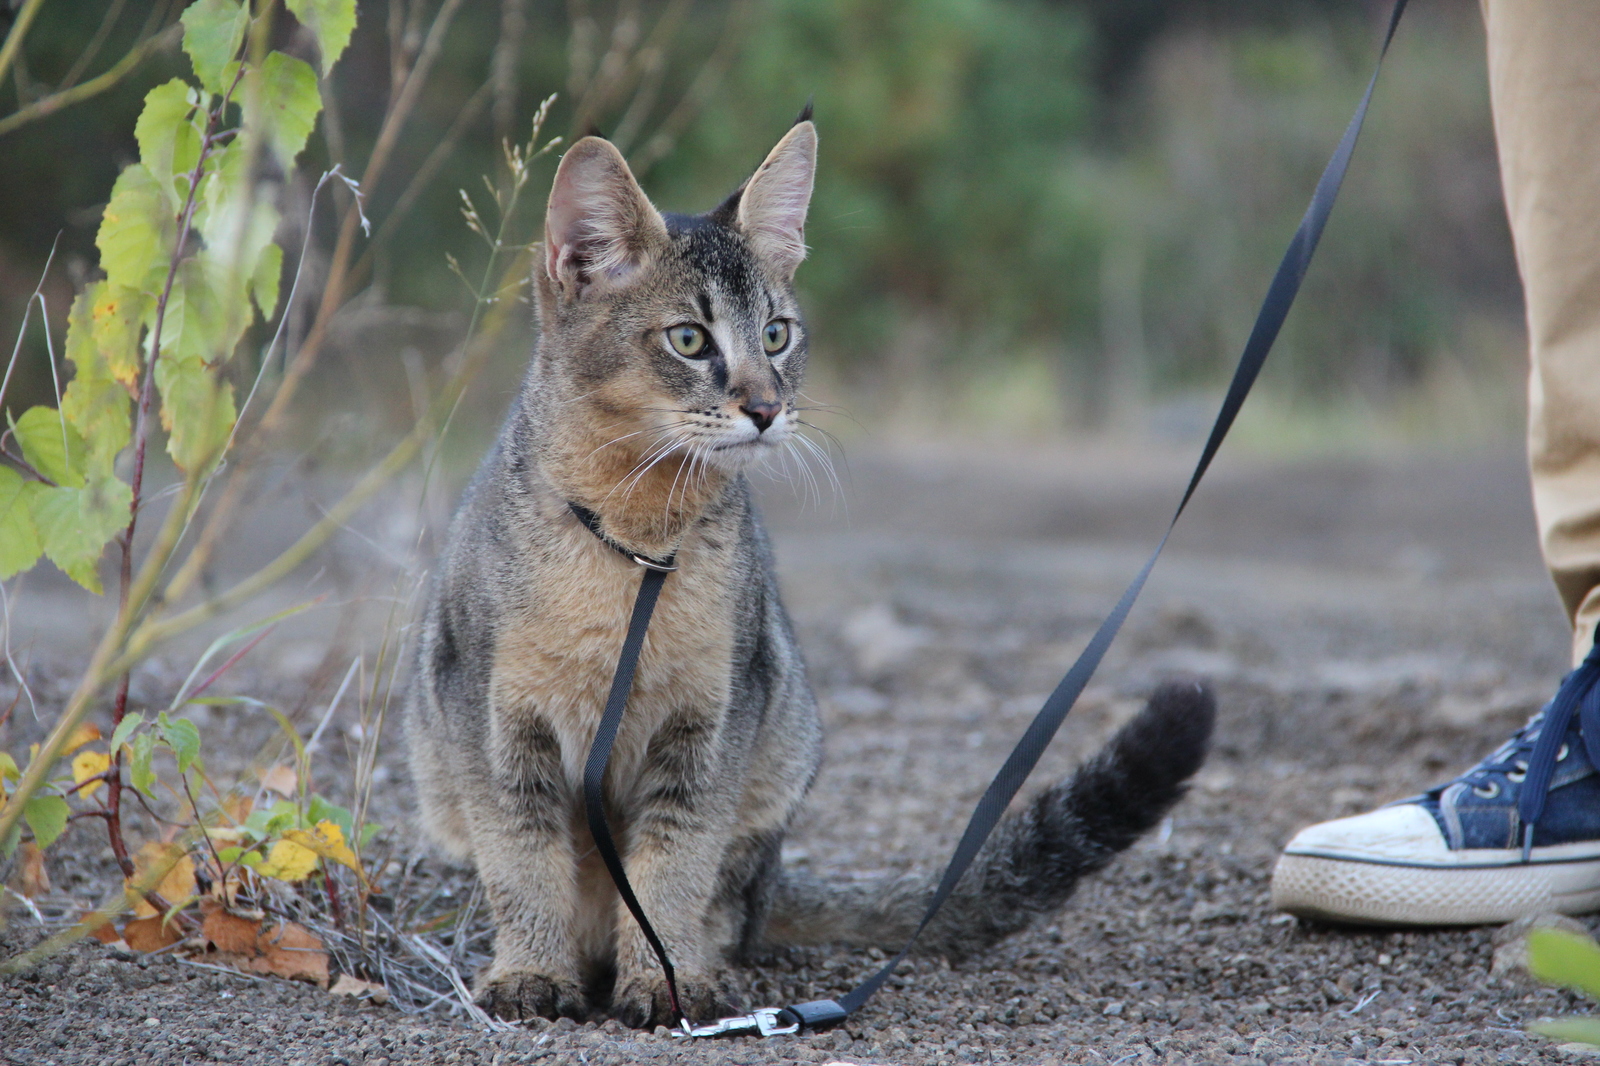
57;0;129;90
0;233;60;420
0;24;178;139
114;281;517;675
104;57;245;885
491;0;525;145
353;78;494;282
162;0;469;610
0;0;47;91
415;101;559;511
633;0;755;176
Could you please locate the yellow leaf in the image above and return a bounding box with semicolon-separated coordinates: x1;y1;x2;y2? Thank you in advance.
264;819;364;880
293;819;359;872
128;841;197;917
89;282;149;388
64;723;103;756
63;287;135;471
71;749;111;799
252;837;318;882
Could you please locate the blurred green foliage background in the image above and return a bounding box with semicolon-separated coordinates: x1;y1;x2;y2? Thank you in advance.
0;0;1520;444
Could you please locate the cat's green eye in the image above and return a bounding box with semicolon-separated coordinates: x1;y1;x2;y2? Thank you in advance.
762;320;790;355
667;324;708;358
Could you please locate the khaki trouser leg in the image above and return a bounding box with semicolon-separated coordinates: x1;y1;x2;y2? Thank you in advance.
1483;0;1600;665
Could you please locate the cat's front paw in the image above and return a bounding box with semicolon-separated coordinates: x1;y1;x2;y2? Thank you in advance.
476;970;588;1022
611;972;742;1030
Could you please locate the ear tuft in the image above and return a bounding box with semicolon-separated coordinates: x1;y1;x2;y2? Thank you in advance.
544;137;668;300
737;121;817;279
794;98;814;125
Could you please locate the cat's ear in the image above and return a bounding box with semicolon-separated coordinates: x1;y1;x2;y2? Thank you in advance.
544;137;668;301
736;120;817;279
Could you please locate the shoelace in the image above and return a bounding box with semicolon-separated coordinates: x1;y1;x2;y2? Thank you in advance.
1458;710;1551;798
1512;635;1600;856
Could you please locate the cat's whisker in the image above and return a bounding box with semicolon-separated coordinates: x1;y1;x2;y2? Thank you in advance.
620;432;695;505
663;435;704;522
756;443;788;485
603;433;689;508
794;419;849;460
779;440;811;509
683;442;712;517
611;437;679;494
780;443;805;500
794;421;850;515
778;439;811;509
792;428;844;506
799;440;827;512
794;391;862;430
581;424;676;463
697;440;718;495
613;443;683;507
776;437;820;511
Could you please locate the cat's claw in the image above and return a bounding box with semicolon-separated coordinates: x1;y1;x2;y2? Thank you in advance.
611;974;741;1030
476;971;588;1022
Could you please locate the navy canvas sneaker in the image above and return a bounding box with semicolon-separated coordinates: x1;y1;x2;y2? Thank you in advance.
1272;639;1600;925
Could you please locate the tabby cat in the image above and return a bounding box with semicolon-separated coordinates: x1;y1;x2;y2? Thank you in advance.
405;114;1215;1028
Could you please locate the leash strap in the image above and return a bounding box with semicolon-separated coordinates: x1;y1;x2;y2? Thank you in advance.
572;509;687;1023
806;0;1413;1028
584;0;1408;1036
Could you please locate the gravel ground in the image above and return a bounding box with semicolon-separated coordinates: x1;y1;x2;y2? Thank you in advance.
5;438;1599;1065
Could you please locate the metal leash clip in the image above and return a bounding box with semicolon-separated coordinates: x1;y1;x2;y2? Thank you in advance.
676;1007;801;1039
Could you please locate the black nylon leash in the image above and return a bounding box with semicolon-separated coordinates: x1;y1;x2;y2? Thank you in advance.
579;0;1409;1037
570;504;685;1022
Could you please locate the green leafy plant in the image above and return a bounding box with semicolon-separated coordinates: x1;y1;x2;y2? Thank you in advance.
0;0;358;900
1525;925;1600;1046
0;0;586;998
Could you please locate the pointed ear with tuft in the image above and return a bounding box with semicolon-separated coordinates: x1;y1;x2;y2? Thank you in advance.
543;137;669;301
736;120;817;279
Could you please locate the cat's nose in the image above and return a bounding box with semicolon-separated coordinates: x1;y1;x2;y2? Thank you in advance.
741;400;781;433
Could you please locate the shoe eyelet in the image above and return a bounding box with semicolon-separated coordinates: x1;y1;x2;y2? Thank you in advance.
1506;770;1526;783
1559;743;1571;761
1473;781;1501;799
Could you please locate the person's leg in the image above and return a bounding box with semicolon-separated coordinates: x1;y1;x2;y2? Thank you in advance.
1270;0;1600;925
1499;3;1600;666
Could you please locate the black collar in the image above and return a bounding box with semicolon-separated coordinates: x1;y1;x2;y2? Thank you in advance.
567;502;678;572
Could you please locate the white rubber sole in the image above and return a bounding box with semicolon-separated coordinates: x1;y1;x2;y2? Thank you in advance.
1271;852;1600;926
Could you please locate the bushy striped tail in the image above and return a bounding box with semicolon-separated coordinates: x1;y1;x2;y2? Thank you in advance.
766;680;1215;959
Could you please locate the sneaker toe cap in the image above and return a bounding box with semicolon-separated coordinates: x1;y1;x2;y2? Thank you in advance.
1282;803;1449;863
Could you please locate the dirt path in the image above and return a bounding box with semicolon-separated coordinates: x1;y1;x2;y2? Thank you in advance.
5;438;1596;1065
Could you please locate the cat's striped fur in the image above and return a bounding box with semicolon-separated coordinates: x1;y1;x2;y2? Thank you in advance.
405;117;1215;1028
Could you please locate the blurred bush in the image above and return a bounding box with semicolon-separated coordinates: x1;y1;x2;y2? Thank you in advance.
0;0;1520;436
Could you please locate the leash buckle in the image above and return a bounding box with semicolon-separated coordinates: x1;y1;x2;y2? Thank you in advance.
676;1006;799;1039
631;553;678;572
